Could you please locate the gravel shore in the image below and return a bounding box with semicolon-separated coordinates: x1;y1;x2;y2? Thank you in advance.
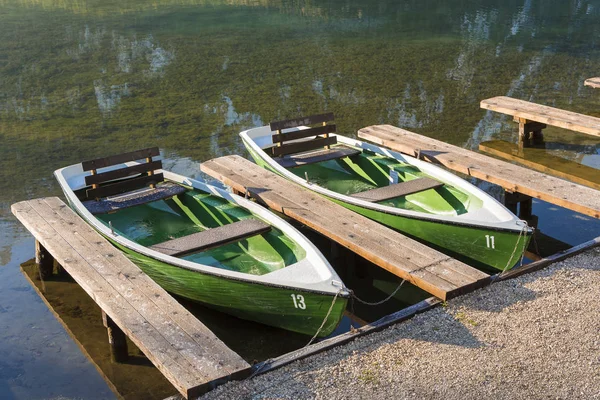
201;247;600;400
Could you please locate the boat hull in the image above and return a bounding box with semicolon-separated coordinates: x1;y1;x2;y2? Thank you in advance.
245;143;531;272
114;240;348;337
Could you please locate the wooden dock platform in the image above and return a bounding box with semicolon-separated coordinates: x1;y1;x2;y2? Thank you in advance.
11;197;250;399
200;155;490;301
585;77;600;89
358;125;600;219
480;96;600;138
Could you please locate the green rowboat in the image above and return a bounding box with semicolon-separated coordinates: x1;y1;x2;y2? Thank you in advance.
240;116;533;272
54;148;349;337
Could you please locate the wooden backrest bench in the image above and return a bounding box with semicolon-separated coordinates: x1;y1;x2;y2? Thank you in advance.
480;96;600;142
81;147;187;214
269;113;360;168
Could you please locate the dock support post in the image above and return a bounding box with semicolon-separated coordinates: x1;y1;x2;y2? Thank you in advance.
516;117;546;148
102;311;128;363
35;240;54;280
504;191;534;221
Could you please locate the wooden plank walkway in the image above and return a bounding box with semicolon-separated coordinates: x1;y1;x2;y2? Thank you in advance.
585;77;600;89
480;96;600;137
11;197;250;399
200;155;490;301
357;125;600;219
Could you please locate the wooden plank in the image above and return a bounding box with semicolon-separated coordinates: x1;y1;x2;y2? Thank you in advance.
584;77;600;89
358;125;600;219
11;198;250;399
478;140;600;191
150;219;271;256
82;147;160;171
480;96;600;137
350;178;443;202
83;182;187;215
269;113;334;131
85;160;163;186
277;146;361;168
200;156;490;301
272;125;337;143
86;173;164;199
272;136;337;157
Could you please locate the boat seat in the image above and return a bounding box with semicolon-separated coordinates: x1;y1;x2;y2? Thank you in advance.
350;177;443;202
276;145;361;168
149;219;272;257
82;182;187;215
270;113;360;167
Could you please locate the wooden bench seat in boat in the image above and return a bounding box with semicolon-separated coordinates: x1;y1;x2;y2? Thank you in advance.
270;113;360;168
149;219;272;257
350;177;443;202
81;147;186;214
82;182;186;215
480;96;600;139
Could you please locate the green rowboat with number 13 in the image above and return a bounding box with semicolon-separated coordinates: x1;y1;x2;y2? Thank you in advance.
55;148;349;337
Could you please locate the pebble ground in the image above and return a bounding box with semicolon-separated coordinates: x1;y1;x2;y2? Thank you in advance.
201;248;600;400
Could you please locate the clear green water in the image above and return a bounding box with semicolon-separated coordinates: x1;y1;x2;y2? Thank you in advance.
2;0;600;398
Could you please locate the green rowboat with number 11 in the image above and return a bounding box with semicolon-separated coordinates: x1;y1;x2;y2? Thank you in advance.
240;115;533;272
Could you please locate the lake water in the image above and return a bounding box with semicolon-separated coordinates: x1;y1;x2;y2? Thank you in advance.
1;0;600;398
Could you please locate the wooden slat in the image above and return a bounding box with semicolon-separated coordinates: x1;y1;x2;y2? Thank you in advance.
272;136;337;157
85;160;163;186
480;96;600;137
11;198;250;398
272;125;337;143
82;147;160;171
358;125;600;219
269;113;334;131
478;140;600;191
200;155;490;301
86;173;164;199
584;77;600;89
277;146;361;168
150;219;271;256
350;178;443;202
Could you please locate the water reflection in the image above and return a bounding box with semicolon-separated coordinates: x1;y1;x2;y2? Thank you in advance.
1;1;600;397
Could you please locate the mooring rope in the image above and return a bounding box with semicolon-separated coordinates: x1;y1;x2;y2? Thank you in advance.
498;220;530;276
304;288;343;347
350;279;406;306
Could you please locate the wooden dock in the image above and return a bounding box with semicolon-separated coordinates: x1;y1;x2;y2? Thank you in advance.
585;77;600;89
200;155;490;301
11;197;250;399
358;125;600;219
480;96;600;138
